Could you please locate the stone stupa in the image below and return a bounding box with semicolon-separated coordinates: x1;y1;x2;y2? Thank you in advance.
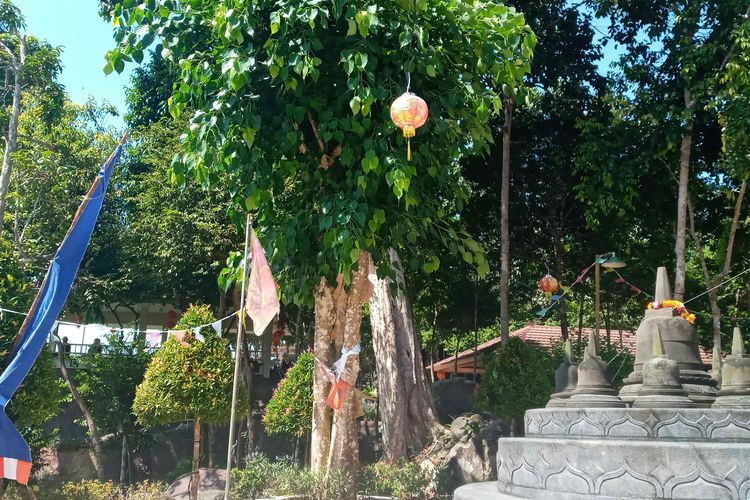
619;267;717;406
455;267;750;500
713;326;750;409
546;339;578;408
632;328;695;409
567;331;625;408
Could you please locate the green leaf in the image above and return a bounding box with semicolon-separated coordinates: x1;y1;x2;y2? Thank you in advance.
399;30;412;48
347;19;357;36
242;128;256;150
426;65;436;77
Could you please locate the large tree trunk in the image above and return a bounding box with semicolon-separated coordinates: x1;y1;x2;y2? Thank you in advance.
368;249;440;462
58;344;106;481
500;97;513;344
311;252;371;498
0;36;25;233
674;120;692;301
191;418;201;500
687;180;746;350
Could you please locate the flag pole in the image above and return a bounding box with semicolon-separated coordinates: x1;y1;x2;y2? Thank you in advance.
225;213;252;500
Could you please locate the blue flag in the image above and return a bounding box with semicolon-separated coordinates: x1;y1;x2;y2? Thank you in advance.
0;140;124;484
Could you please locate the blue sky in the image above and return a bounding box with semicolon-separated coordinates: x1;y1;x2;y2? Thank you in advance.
15;0;133;129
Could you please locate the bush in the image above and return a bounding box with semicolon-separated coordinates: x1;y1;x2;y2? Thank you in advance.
56;480;168;500
359;460;430;499
263;352;314;437
232;454;275;500
476;337;554;424
60;480;121;500
125;481;169;499
232;458;353;500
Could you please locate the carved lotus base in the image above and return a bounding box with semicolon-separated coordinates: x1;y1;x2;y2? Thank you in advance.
492;437;750;499
454;408;750;499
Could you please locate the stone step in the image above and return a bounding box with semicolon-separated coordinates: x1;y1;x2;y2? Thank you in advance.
525;407;750;441
496;436;750;499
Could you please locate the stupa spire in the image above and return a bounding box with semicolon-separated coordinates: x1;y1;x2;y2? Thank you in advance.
732;326;745;356
654;266;671;303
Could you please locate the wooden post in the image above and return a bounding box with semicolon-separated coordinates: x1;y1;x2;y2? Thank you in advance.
191;418;201;500
224;214;252;500
595;257;601;344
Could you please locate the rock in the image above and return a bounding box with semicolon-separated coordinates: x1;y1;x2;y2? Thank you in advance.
165;468;226;500
431;377;477;423
444;438;489;484
449;414;483;440
429;415;507;489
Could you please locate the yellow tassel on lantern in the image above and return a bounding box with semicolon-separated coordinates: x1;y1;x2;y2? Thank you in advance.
403;125;415;161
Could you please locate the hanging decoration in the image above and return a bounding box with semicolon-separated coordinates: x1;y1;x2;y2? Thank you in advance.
390;89;428;161
647;300;696;324
538;274;559;298
611;270;652;299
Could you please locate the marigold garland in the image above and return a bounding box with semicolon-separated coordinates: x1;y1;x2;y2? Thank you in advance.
647;300;696;324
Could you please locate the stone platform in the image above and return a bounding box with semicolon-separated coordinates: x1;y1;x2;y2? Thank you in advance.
454;408;750;499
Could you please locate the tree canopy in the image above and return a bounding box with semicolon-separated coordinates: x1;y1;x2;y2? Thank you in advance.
105;0;536;305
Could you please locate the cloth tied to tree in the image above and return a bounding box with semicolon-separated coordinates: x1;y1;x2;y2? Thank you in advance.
332;342;361;380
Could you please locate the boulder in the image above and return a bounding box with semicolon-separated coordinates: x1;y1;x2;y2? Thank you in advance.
431;377;476;423
165;468;226;500
421;414;508;491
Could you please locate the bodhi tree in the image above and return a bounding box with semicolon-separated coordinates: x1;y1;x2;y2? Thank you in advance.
105;0;534;490
132;305;234;500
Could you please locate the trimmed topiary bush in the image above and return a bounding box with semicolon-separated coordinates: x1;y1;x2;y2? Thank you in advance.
476;337;554;428
263;351;314;437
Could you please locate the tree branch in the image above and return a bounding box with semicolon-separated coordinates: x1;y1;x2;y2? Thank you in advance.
722;179;747;277
0;39;17;71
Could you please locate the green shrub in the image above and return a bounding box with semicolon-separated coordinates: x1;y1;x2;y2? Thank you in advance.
263;352;314;437
60;480;121;500
359;460;430;499
125;481;169;499
232;459;353;500
476;337;554;424
232;454;275;499
55;480;167;500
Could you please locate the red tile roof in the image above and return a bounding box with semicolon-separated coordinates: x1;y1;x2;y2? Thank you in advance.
428;323;713;374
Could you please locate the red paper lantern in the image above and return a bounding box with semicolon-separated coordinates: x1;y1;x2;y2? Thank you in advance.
390;92;428;161
538;274;559;298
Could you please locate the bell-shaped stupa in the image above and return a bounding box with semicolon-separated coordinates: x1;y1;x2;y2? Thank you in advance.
619;267;717;406
632;328;695;408
713;326;750;409
546;339;578;407
568;330;625;408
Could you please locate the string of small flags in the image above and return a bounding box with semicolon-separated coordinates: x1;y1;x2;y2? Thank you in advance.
610;269;653;299
0;305;239;345
535;259;597;318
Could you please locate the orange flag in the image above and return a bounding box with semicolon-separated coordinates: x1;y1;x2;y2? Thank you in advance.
245;229;280;336
326;378;352;411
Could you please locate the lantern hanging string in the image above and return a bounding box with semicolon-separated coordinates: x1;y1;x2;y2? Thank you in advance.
535;258;601;318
